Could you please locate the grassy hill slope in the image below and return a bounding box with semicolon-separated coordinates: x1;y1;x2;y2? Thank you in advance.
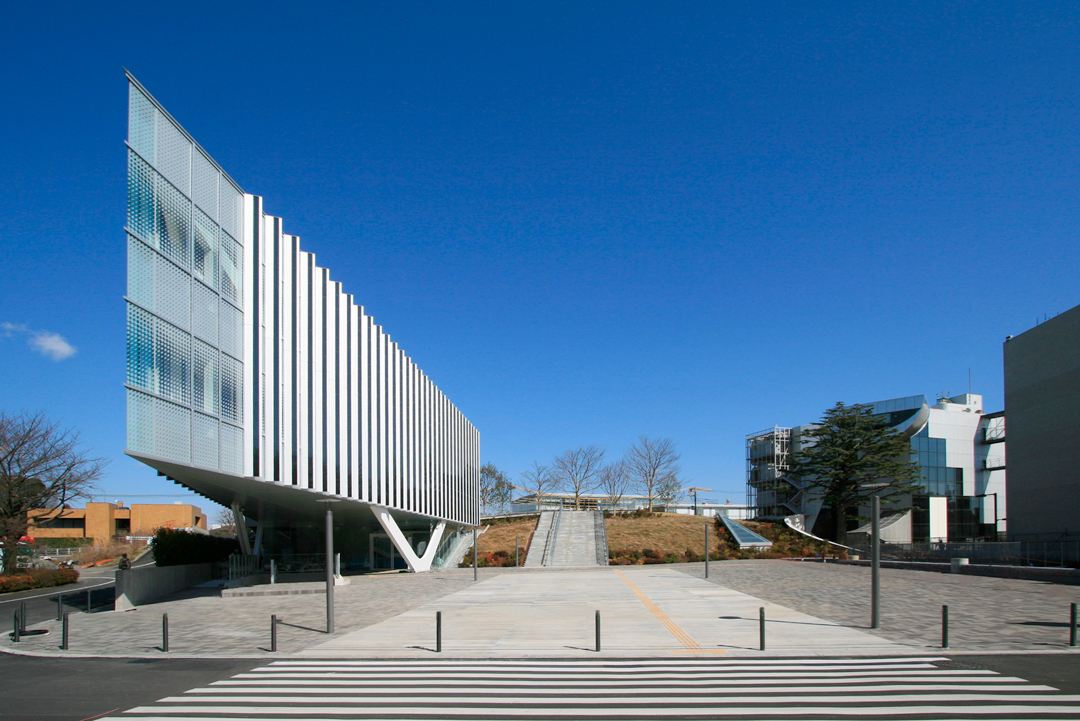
464;512;831;567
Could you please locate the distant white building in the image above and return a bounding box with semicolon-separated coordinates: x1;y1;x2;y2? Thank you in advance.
507;492;750;519
746;393;1006;543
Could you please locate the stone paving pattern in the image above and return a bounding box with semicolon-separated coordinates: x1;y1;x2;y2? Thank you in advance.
679;559;1080;652
2;560;1079;658
1;571;478;657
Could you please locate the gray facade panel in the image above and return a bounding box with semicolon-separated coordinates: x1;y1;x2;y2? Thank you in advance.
1004;304;1080;540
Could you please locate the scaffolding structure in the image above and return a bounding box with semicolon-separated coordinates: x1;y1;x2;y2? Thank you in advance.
745;426;800;519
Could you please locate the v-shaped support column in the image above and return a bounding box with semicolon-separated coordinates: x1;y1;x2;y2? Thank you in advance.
231;502;252;556
373;507;447;573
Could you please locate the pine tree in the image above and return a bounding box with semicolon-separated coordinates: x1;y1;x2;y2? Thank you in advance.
786;402;923;544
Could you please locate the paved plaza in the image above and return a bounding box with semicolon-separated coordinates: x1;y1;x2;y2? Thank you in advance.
681;560;1080;652
2;560;1079;659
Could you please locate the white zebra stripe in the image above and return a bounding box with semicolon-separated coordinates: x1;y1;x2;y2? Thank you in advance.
112;658;1080;720
120;705;1080;717
230;669;995;680
190;683;1056;694
264;656;951;667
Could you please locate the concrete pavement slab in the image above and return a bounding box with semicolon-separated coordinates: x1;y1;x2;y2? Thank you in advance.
300;567;910;658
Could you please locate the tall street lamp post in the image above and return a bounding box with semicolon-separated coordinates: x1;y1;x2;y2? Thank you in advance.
316;499;340;633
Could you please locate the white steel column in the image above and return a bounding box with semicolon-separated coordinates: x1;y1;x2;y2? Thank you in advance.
372;507;447;573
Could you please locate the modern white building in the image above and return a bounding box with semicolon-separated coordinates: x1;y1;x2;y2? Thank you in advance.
123;73;479;571
746;393;1006;543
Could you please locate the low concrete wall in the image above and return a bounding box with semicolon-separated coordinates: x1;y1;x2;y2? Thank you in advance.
115;562;214;610
834;558;1080;585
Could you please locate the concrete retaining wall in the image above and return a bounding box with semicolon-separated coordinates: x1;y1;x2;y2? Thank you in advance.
115;562;214;610
833;558;1080;585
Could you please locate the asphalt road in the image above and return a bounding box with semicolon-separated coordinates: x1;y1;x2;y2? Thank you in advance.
0;654;260;721
0;552;155;630
0;653;1078;720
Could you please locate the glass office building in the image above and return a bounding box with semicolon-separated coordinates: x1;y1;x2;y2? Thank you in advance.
124;73;479;571
747;393;1006;542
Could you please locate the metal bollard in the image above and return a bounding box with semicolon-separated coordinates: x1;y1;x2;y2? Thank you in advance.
1071;603;1077;648
759;607;765;651
271;614;278;653
56;594;63;622
436;611;442;653
162;614;169;652
595;610;601;653
705;525;710;579
271;559;277;585
19;601;27;633
61;613;69;650
942;605;949;649
12;611;20;643
86;589;92;614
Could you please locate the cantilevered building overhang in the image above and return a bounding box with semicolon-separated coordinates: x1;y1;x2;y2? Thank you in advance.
123;73;479;571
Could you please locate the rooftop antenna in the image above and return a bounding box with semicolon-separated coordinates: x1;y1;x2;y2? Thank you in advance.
968;368;971;394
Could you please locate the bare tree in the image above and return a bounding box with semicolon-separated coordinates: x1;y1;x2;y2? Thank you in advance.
518;461;558;511
552;445;606;510
625;436;680;511
480;462;514;516
0;412;106;572
656;474;684;510
597;460;629;513
212;508;237;536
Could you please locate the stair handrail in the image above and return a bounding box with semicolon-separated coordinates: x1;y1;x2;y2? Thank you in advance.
542;505;562;566
595;507;609;566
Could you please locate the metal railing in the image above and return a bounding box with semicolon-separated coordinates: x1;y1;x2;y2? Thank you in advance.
850;541;1080;567
227;553;262;582
542;507;562;566
594;509;609;566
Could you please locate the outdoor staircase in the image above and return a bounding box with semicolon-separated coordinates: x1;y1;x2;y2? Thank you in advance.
523;509;609;568
523;510;556;567
550;510;599;566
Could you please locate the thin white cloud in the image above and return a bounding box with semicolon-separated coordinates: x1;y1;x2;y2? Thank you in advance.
30;332;77;361
1;322;77;361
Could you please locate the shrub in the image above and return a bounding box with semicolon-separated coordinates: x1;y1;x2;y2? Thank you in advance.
151;528;239;566
31;538;94;550
0;575;34;592
0;569;78;593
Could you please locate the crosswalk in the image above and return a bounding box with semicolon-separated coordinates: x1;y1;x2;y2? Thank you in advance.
113;656;1080;720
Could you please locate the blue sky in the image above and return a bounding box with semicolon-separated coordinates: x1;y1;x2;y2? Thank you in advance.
2;2;1078;513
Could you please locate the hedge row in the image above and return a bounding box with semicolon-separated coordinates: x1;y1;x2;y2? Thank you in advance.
460;550;518;568
150;527;239;566
0;569;79;593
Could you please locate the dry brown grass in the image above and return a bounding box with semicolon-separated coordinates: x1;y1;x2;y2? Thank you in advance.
475;516;540;563
605;512;716;559
75;540;148;567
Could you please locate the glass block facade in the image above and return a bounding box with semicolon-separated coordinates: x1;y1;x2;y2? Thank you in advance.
124;74;480;533
125;81;245;475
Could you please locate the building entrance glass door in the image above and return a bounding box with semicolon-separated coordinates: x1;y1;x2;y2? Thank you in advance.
370;532;411;570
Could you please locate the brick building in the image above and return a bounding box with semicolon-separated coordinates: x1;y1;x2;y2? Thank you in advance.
28;502;207;545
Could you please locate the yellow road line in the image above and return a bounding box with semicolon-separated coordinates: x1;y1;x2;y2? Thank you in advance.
615;569;715;652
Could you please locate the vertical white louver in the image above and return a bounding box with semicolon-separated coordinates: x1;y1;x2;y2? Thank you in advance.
126;74;478;527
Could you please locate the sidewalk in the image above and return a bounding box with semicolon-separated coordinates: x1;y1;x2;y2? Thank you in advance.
303;567;904;658
2;561;1078;659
